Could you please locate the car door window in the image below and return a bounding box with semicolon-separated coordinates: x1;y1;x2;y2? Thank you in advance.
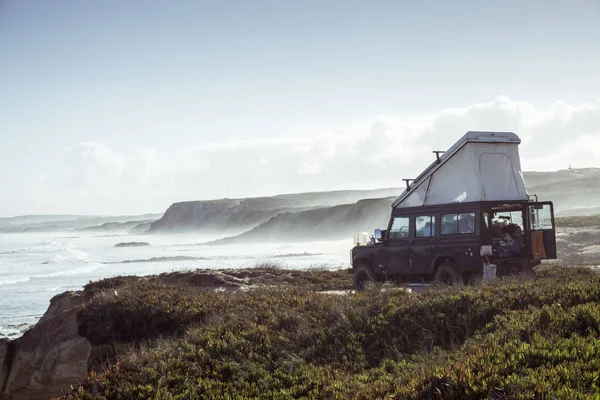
416;215;435;237
389;217;410;239
529;204;554;230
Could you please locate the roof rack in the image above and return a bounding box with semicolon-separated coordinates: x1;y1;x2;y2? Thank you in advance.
401;179;414;190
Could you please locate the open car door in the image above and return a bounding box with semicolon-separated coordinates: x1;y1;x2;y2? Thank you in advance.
528;202;557;259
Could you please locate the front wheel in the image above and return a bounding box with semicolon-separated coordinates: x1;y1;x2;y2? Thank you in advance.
433;261;462;286
353;264;380;290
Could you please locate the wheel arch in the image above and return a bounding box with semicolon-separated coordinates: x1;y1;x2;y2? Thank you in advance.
432;256;457;273
352;256;373;270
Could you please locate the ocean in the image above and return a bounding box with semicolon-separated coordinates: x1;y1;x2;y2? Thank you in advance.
0;232;353;338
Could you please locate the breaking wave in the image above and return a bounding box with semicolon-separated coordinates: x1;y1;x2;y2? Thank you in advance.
0;276;31;286
50;247;89;263
32;264;103;279
0;266;103;286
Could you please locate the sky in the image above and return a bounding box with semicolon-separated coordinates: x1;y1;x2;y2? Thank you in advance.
0;0;599;216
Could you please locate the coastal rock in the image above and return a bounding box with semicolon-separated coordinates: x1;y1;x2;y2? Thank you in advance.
0;339;10;396
114;241;150;248
1;291;90;400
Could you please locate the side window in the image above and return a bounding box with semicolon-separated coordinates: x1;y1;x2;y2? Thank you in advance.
441;212;476;235
415;215;435;237
389;217;410;239
491;209;524;238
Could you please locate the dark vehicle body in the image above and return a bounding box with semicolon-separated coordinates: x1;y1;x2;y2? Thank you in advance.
351;199;556;287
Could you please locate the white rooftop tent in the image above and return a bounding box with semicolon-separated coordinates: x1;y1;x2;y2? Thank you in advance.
392;131;529;208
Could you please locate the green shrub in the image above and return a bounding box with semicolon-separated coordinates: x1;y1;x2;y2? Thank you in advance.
63;266;600;399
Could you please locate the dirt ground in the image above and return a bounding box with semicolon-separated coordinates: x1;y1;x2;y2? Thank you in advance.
555;226;600;266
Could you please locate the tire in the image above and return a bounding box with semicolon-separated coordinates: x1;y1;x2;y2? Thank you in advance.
433;261;462;286
353;264;379;290
518;263;536;279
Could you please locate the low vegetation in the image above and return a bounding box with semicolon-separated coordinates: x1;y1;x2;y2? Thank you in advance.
62;266;600;399
555;214;600;228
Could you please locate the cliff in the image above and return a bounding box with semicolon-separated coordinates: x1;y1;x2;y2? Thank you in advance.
0;214;162;234
147;188;400;233
212;197;393;244
0;291;90;400
78;219;155;233
148;198;300;233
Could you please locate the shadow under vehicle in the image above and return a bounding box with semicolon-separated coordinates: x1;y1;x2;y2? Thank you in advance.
351;131;557;289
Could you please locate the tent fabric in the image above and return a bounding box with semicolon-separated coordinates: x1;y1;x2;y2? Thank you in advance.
393;132;529;208
401;176;430;207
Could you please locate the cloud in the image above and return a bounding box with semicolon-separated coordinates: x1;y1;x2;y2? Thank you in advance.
64;142;124;191
45;96;600;214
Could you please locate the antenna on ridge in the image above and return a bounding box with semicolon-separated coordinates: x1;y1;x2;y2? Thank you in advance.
402;179;414;190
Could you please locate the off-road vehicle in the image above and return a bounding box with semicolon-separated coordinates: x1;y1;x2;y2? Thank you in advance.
351;131;556;289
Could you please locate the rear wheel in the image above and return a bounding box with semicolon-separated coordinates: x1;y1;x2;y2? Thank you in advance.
434;261;462;285
353;264;379;290
518;262;536;279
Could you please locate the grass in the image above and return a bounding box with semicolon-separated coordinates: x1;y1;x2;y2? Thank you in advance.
62;266;600;399
251;260;282;270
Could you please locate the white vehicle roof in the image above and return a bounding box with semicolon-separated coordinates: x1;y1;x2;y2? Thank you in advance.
392;131;529;208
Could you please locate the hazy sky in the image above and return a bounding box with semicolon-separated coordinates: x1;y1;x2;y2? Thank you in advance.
1;0;599;216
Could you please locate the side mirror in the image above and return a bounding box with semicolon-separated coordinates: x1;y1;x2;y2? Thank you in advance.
374;229;383;241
